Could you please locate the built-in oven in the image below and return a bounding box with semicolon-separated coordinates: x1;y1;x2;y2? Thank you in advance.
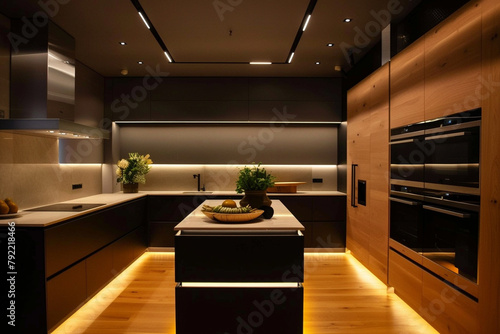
390;109;481;285
423;108;481;195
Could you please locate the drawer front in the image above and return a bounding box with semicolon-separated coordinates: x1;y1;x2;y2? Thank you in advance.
45;198;146;277
175;233;304;282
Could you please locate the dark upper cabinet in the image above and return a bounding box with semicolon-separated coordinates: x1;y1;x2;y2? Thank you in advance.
109;77;343;122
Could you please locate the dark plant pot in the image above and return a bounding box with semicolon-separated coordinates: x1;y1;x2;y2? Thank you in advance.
240;190;272;209
123;182;139;193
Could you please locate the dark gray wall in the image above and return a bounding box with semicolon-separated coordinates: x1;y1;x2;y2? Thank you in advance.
118;124;337;165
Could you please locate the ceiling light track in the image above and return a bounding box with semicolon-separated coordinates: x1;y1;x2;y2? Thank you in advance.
129;0;317;65
287;0;317;64
131;0;175;62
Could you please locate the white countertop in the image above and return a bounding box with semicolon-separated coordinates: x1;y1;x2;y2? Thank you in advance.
0;190;345;227
174;199;305;231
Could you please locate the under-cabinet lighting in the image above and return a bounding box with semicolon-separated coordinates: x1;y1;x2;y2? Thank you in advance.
113;120;341;124
138;11;150;29
164;51;172;62
302;14;311;31
249;62;272;65
288;52;295;63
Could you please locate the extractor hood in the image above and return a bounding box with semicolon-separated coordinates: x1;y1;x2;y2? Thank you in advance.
1;20;109;139
0;118;109;139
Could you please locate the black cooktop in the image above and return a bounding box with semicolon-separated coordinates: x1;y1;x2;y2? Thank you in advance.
26;203;105;212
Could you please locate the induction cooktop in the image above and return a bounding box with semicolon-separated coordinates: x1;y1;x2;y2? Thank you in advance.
26;203;106;212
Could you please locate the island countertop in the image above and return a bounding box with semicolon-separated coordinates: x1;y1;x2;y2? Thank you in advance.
174;199;305;231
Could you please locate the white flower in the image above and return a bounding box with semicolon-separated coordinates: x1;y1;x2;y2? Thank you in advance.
116;168;122;176
117;159;129;169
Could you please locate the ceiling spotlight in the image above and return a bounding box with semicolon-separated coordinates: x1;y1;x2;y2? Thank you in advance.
343;18;352;23
119;42;127;46
137;61;143;65
315;61;321;65
327;43;334;47
121;69;128;76
335;65;342;72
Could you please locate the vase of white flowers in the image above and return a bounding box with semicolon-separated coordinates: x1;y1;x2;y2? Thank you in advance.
116;153;153;193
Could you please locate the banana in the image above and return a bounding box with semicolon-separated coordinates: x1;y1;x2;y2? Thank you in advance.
203;204;255;214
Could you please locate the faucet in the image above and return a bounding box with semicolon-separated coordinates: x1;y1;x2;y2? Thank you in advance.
193;174;205;191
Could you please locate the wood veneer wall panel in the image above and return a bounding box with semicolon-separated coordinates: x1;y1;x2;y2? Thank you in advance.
388;250;423;312
390;38;425;128
421;271;478;334
479;0;500;332
424;1;482;119
347;64;390;283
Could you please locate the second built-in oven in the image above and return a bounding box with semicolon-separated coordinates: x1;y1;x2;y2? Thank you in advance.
390;109;481;285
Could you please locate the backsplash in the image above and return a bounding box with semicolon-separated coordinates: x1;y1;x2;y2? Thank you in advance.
125;164;337;192
0;132;102;209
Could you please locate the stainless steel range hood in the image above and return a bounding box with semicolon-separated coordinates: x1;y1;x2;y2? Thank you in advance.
1;20;109;139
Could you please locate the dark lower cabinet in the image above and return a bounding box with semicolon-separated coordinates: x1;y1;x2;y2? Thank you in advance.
0;198;147;334
271;196;346;249
147;195;347;249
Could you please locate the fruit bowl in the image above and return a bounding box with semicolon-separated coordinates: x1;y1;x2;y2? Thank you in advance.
202;209;264;223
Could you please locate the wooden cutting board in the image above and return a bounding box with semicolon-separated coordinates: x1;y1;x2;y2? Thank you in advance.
267;182;307;193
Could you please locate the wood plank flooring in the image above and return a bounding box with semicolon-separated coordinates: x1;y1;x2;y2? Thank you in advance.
51;252;438;334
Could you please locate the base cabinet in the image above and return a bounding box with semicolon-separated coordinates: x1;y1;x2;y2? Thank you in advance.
389;249;478;334
176;285;304;334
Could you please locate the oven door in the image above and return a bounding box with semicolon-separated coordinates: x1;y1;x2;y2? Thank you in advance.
390;194;423;252
421;203;479;282
424;115;480;195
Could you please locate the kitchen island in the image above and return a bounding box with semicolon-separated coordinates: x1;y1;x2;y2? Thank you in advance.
174;199;304;334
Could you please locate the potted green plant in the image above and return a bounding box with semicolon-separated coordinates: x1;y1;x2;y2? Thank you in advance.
116;153;153;193
236;163;275;208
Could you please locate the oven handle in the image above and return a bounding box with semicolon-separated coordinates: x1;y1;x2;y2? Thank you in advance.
425;132;466;141
389;197;419;206
423;205;471;218
351;164;358;207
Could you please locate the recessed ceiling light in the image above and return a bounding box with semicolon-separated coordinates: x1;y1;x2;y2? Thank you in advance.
119;42;127;46
343;18;352;23
327;43;334;47
137;61;143;65
315;61;321;65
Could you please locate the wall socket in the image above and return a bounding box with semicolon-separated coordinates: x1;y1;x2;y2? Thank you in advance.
72;184;83;190
312;178;323;183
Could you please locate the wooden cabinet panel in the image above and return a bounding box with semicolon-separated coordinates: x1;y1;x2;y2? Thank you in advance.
479;1;500;333
421;271;478;334
390;38;425;128
347;64;390;283
389;250;423;312
424;1;482;119
46;261;86;330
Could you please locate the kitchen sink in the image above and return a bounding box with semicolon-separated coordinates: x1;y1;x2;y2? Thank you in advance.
26;203;106;212
182;191;213;195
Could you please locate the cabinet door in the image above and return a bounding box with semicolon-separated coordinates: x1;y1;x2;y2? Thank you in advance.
46;261;86;330
347;64;390;283
390;38;425;128
424;1;482;119
388;250;423;312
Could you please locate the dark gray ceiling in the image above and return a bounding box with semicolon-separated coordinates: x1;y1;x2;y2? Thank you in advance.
0;0;421;77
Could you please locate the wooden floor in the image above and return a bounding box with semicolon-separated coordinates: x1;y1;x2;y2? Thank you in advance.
51;252;438;334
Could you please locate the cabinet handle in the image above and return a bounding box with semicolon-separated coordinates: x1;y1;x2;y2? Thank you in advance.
424;132;465;141
351;164;358;207
423;205;470;218
389;197;419;206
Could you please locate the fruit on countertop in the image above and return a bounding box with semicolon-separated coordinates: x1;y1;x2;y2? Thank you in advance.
0;200;9;214
5;198;18;213
221;199;237;208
